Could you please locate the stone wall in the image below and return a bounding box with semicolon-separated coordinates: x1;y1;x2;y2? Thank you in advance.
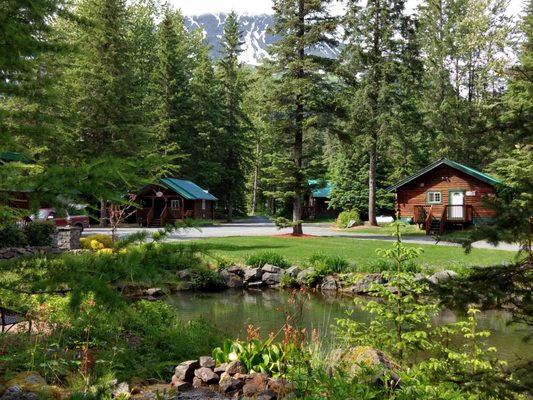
53;227;82;250
0;246;59;260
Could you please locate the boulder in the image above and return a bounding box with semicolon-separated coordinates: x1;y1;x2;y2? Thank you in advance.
199;356;215;368
226;265;244;277
330;346;400;387
218;372;244;393
225;360;246;375
262;272;282;286
112;382;130;398
343;273;385;294
267;378;291;396
192;377;203;388
428;270;458;285
2;372;61;400
320;276;338;291
242;373;268;397
194;367;219;384
0;386;39;400
214;363;228;374
171;376;193;391
177;269;192;280
285;266;301;278
261;264;282;274
220;270;244;288
175;281;193;291
175;360;200;382
144;288;165;297
244;268;263;283
296;268;315;283
257;389;277;400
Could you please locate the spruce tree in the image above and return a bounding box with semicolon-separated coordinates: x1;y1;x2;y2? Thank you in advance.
268;0;337;234
341;0;411;225
216;12;249;221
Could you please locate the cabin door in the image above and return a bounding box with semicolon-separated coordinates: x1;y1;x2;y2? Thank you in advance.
153;197;166;218
449;191;464;219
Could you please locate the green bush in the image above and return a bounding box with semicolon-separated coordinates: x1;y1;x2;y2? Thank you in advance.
190;268;224;290
336;210;362;228
245;251;292;269
308;253;350;273
23;221;56;246
0;223;28;248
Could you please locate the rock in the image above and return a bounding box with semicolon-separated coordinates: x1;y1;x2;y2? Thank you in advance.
177;270;192;280
344;273;385;293
261;264;282;274
192;377;203;388
225;360;246;375
170;388;227;399
0;386;39;400
262;272;282;285
175;281;193;291
199;356;215;368
428;270;458;285
296;268;315;283
175;360;199;382
242;373;268;397
213;363;228;374
285;266;301;278
244;268;263;283
194;367;219;384
320;276;338;291
113;382;130;398
2;372;61;400
257;389;277;400
347;219;357;228
330;346;400;387
218;372;244;393
247;281;264;288
145;288;165;297
226;265;244;277
171;376;193;391
220;269;244;288
413;273;426;282
267;378;291;396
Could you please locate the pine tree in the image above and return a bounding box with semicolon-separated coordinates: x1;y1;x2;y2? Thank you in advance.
216;12;249;221
268;0;337;234
341;0;411;225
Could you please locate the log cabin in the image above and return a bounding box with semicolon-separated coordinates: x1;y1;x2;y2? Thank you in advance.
388;159;500;235
303;180;337;219
135;178;217;227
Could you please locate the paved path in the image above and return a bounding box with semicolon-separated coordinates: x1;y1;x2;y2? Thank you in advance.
84;218;520;252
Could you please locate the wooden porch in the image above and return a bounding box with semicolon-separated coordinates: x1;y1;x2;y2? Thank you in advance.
136;205;194;227
413;205;473;235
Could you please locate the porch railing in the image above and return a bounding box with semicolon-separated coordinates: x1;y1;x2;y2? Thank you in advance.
446;205;473;222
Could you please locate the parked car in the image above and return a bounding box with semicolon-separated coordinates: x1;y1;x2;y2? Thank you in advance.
31;206;90;230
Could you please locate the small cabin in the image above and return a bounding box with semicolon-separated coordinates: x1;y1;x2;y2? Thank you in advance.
388;159;500;235
135;178;217;227
303;180;337;219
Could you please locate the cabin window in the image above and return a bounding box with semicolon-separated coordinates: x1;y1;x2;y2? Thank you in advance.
170;200;180;209
426;191;442;204
201;199;206;210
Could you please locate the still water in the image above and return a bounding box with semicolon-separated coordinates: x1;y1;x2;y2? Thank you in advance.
167;289;532;361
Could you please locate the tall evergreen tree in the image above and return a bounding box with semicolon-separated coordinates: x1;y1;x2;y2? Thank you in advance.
216;12;249;221
268;0;337;234
341;0;411;225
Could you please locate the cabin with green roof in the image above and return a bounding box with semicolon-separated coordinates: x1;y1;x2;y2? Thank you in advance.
135;178;218;226
304;179;336;219
388;159;500;235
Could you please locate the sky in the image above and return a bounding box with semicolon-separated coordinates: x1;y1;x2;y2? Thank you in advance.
170;0;524;18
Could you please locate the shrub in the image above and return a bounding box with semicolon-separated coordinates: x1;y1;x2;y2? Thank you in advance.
23;221;55;246
308;253;350;273
245;251;292;269
336;210;361;228
274;217;302;229
190;268;224;291
0;223;28;248
80;234;113;250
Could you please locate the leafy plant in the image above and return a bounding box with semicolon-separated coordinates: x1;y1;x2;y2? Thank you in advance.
0;223;28;248
336;210;362;228
274;217;303;230
190;268;224;291
245;251;292;269
23;221;56;246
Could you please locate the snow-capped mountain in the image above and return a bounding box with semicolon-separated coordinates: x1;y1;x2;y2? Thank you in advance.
184;13;340;65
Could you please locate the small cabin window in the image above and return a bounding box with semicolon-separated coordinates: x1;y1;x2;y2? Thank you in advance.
426;191;442;204
170;200;180;209
201;199;206;210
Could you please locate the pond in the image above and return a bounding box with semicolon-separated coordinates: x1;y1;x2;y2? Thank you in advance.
167;289;532;362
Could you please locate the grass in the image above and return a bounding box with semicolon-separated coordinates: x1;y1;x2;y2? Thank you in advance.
196;236;517;271
339;223;427;236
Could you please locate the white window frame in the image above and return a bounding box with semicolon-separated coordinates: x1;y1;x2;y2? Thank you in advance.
170;199;180;209
426;191;442;204
201;199;206;210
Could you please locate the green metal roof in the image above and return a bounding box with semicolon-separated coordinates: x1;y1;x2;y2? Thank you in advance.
388;159;501;191
160;178;218;201
308;179;332;198
0;152;32;163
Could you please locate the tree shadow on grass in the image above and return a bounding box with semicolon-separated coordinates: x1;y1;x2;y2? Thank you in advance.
198;242;288;253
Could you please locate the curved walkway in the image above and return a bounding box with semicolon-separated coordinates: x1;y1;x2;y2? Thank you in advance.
84;218;519;252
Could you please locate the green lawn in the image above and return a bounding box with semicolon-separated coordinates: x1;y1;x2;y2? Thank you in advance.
196;236;517;271
339;224;426;236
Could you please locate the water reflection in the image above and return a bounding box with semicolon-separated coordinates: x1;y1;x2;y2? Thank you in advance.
166;289;532;361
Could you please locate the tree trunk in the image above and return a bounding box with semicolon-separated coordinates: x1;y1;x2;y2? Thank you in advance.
251;143;259;215
368;140;378;226
99;198;108;227
292;0;305;236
